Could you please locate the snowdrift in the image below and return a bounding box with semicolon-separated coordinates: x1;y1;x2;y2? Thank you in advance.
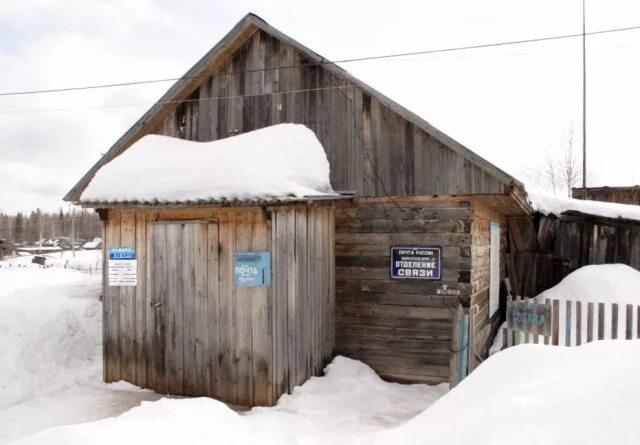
80;124;336;204
537;263;640;304
10;357;447;445
377;340;640;445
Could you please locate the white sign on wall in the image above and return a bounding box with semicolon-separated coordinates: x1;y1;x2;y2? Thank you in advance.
489;221;500;318
108;247;137;286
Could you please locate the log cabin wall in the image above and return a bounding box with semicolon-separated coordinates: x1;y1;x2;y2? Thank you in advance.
101;204;334;407
146;29;508;197
468;203;507;371
334;196;476;384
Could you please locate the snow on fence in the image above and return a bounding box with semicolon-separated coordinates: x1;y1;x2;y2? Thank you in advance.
503;296;640;348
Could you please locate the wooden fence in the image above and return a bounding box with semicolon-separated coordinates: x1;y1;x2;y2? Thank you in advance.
504;297;640;348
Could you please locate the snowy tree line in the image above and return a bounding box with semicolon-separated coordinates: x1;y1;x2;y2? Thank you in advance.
0;208;101;245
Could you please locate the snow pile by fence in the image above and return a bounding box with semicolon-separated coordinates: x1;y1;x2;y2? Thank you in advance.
529;191;640;221
80;124;336;204
537;263;640;304
378;340;640;445
491;264;640;353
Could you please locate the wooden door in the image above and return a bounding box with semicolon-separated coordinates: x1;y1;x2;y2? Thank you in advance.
150;220;219;396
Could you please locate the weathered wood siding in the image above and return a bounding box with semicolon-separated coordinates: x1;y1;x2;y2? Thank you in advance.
506;213;640;297
468;203;507;371
102;204;334;406
146;29;507;197
572;186;640;205
334;197;476;384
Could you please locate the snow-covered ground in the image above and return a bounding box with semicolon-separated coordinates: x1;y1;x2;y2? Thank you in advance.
0;255;161;443
1;250;103;274
0;253;447;444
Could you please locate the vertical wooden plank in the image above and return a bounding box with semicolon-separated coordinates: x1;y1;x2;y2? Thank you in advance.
235;212;254;405
285;209;297;392
565;300;572;346
119;212;136;383
182;223;197;395
543;298;551;345
294;207;307;387
626;304;633;340
551;299;560;346
134;212;147;387
611;303;619;340
597;303;605;340
101;215;108;382
637;306;640;339
219;212;237;403
251;215;272;406
314;206;324;375
151;223;168;393
104;212;121;382
194;222;210;396
274;210;289;396
502;326;508;349
587;302;594;343
207;222;221;397
327;206;336;363
166;223;184;394
575;301;582;346
306;206;316;376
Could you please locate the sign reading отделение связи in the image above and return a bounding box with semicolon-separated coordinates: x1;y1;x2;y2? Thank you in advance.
390;246;441;280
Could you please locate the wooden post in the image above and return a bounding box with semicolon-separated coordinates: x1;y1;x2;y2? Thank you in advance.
565;300;572;346
551;299;560;346
597;303;605;340
449;305;463;388
587;302;594;343
576;301;582;346
611;303;618;340
625;304;633;340
544;298;551;345
637;306;640;339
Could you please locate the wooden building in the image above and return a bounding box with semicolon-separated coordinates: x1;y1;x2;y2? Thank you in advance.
572;186;640;206
65;13;531;402
506;196;640;298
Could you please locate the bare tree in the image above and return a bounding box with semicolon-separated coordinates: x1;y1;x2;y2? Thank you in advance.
541;125;583;196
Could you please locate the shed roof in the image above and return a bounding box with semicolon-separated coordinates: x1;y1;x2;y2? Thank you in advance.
64;13;520;203
79;124;337;206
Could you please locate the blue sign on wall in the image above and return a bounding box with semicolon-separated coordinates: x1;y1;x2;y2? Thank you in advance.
109;247;136;260
234;252;271;287
390;246;441;280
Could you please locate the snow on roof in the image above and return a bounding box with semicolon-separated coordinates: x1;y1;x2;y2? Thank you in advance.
80;124;336;204
529;190;640;222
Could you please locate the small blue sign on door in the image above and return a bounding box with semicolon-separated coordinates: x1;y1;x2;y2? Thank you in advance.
390;246;441;280
234;252;271;286
109;247;136;260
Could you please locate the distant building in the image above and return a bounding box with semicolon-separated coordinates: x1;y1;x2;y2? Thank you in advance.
572;186;640;206
0;239;15;260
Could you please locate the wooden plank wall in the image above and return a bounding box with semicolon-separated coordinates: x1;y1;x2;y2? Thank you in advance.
506;214;640;297
334;197;475;384
468;203;507;370
149;29;506;197
271;206;335;395
572;187;640;205
102;204;334;407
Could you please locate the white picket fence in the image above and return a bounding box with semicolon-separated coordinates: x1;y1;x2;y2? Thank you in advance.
504;296;640;347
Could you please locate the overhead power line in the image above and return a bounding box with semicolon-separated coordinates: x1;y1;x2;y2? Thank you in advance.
0;24;639;98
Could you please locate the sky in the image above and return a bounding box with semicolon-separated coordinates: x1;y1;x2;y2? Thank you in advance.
0;0;639;213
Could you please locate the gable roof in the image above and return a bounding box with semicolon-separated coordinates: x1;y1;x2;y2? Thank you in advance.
64;13;520;203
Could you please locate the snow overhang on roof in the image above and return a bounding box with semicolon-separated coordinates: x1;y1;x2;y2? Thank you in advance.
528;191;640;223
78;124;338;206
